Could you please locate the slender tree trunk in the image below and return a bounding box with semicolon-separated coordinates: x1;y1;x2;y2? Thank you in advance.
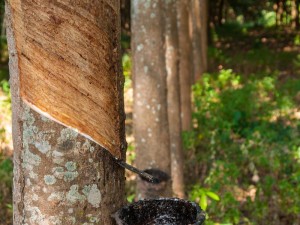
278;0;284;26
275;0;279;26
165;0;185;198
295;0;300;28
6;1;126;224
191;0;208;82
178;0;193;132
132;0;171;199
200;0;208;74
191;0;203;82
291;0;297;28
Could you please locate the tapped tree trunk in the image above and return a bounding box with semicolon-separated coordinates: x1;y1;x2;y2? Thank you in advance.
178;0;193;131
6;1;126;224
132;0;172;199
165;0;185;198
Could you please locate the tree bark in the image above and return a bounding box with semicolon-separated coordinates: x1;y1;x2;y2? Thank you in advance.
132;0;172;199
291;0;297;28
297;0;300;28
191;0;208;82
178;0;193;131
165;0;185;199
191;0;203;82
200;0;208;75
6;1;126;224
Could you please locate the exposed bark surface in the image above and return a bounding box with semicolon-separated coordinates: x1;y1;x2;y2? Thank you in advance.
132;0;171;199
6;1;126;224
7;0;124;158
178;0;193;131
165;0;185;198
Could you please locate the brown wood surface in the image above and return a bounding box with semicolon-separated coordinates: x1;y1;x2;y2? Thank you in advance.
8;0;124;158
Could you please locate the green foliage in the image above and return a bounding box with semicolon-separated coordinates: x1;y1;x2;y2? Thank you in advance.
0;79;11;111
189;184;220;211
0;154;13;223
294;35;300;46
0;37;8;63
257;10;276;27
122;53;132;90
186;69;300;224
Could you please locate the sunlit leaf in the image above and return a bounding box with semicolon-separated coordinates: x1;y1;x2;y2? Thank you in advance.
200;194;208;210
206;191;220;201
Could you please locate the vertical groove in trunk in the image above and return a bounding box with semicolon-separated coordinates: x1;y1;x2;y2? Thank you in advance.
132;0;171;199
165;0;185;198
178;0;193;131
6;1;126;224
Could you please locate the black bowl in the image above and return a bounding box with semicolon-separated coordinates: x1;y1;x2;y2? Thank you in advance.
113;198;206;225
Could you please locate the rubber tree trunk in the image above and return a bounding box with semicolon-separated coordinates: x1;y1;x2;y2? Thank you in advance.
132;0;172;199
165;0;185;198
6;1;126;224
178;0;193;131
191;0;203;82
191;0;208;82
200;0;208;75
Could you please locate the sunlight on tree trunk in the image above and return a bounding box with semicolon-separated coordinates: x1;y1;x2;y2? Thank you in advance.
132;0;172;199
6;1;126;224
165;0;185;199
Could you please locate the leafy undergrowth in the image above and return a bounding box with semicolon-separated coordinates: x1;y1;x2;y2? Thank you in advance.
0;79;13;225
185;69;300;225
0;154;13;225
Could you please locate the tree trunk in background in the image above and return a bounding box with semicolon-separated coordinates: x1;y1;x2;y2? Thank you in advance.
6;1;126;224
297;0;300;28
178;0;193;131
132;0;172;199
291;0;297;28
200;0;208;75
165;0;185;198
275;0;280;26
191;0;208;82
278;0;284;26
191;0;203;82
